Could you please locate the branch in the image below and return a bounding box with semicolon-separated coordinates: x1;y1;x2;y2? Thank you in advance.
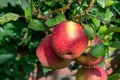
17;29;29;46
33;2;72;19
85;0;95;14
50;2;71;14
74;0;95;22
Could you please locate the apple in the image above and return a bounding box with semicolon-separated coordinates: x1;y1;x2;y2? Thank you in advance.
76;66;108;80
76;35;104;66
52;21;88;60
36;35;71;69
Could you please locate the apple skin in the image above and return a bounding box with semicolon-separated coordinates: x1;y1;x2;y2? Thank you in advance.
52;21;88;60
76;53;104;66
36;35;71;69
76;66;108;80
76;35;104;66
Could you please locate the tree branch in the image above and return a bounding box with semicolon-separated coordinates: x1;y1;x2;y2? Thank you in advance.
74;0;95;22
33;2;72;19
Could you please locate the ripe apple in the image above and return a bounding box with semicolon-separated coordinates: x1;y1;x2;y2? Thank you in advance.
52;21;88;60
76;66;108;80
76;35;104;66
36;35;71;69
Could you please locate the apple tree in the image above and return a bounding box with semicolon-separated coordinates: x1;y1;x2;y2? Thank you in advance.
0;0;120;80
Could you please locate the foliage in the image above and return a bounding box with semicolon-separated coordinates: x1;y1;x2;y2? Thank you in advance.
0;0;120;80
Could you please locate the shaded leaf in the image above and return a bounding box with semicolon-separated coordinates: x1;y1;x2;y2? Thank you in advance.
0;27;5;41
110;41;120;49
82;23;95;40
45;14;66;27
0;54;13;64
90;44;108;57
105;27;120;35
0;0;29;11
0;44;17;64
113;3;120;15
28;19;45;31
0;13;20;25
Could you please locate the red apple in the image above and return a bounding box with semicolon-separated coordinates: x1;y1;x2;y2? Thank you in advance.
76;35;104;66
36;35;71;69
76;66;108;80
52;21;88;60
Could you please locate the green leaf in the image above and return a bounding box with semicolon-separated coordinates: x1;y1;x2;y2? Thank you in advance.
105;9;114;22
0;27;5;42
110;41;120;49
113;3;120;15
105;26;120;35
0;54;13;64
92;18;100;28
90;44;108;57
43;68;51;75
0;13;20;25
98;25;107;35
97;0;107;8
28;19;45;31
0;44;17;55
82;23;95;40
45;14;66;27
0;44;17;64
106;1;119;7
3;23;15;37
0;0;15;9
25;1;32;21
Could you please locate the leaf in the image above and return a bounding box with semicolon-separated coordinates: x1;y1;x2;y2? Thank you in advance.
0;27;5;41
92;18;100;28
105;9;114;22
0;13;20;25
97;0;107;8
106;1;119;7
98;25;107;35
0;44;17;64
43;68;51;74
25;1;32;21
3;23;15;37
105;26;120;35
113;3;120;15
45;14;66;27
110;41;120;49
0;0;29;11
82;23;95;40
0;0;15;9
28;19;45;31
0;54;13;64
90;44;108;57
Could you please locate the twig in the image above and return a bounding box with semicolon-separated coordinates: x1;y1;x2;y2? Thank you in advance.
85;0;95;15
33;2;72;19
17;29;29;46
50;2;71;14
74;0;95;22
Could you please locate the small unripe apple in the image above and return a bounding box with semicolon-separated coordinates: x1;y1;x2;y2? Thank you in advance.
36;35;71;69
52;21;88;60
76;66;108;80
76;35;104;66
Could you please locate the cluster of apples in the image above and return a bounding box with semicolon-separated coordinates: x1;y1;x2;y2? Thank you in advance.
36;21;108;80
